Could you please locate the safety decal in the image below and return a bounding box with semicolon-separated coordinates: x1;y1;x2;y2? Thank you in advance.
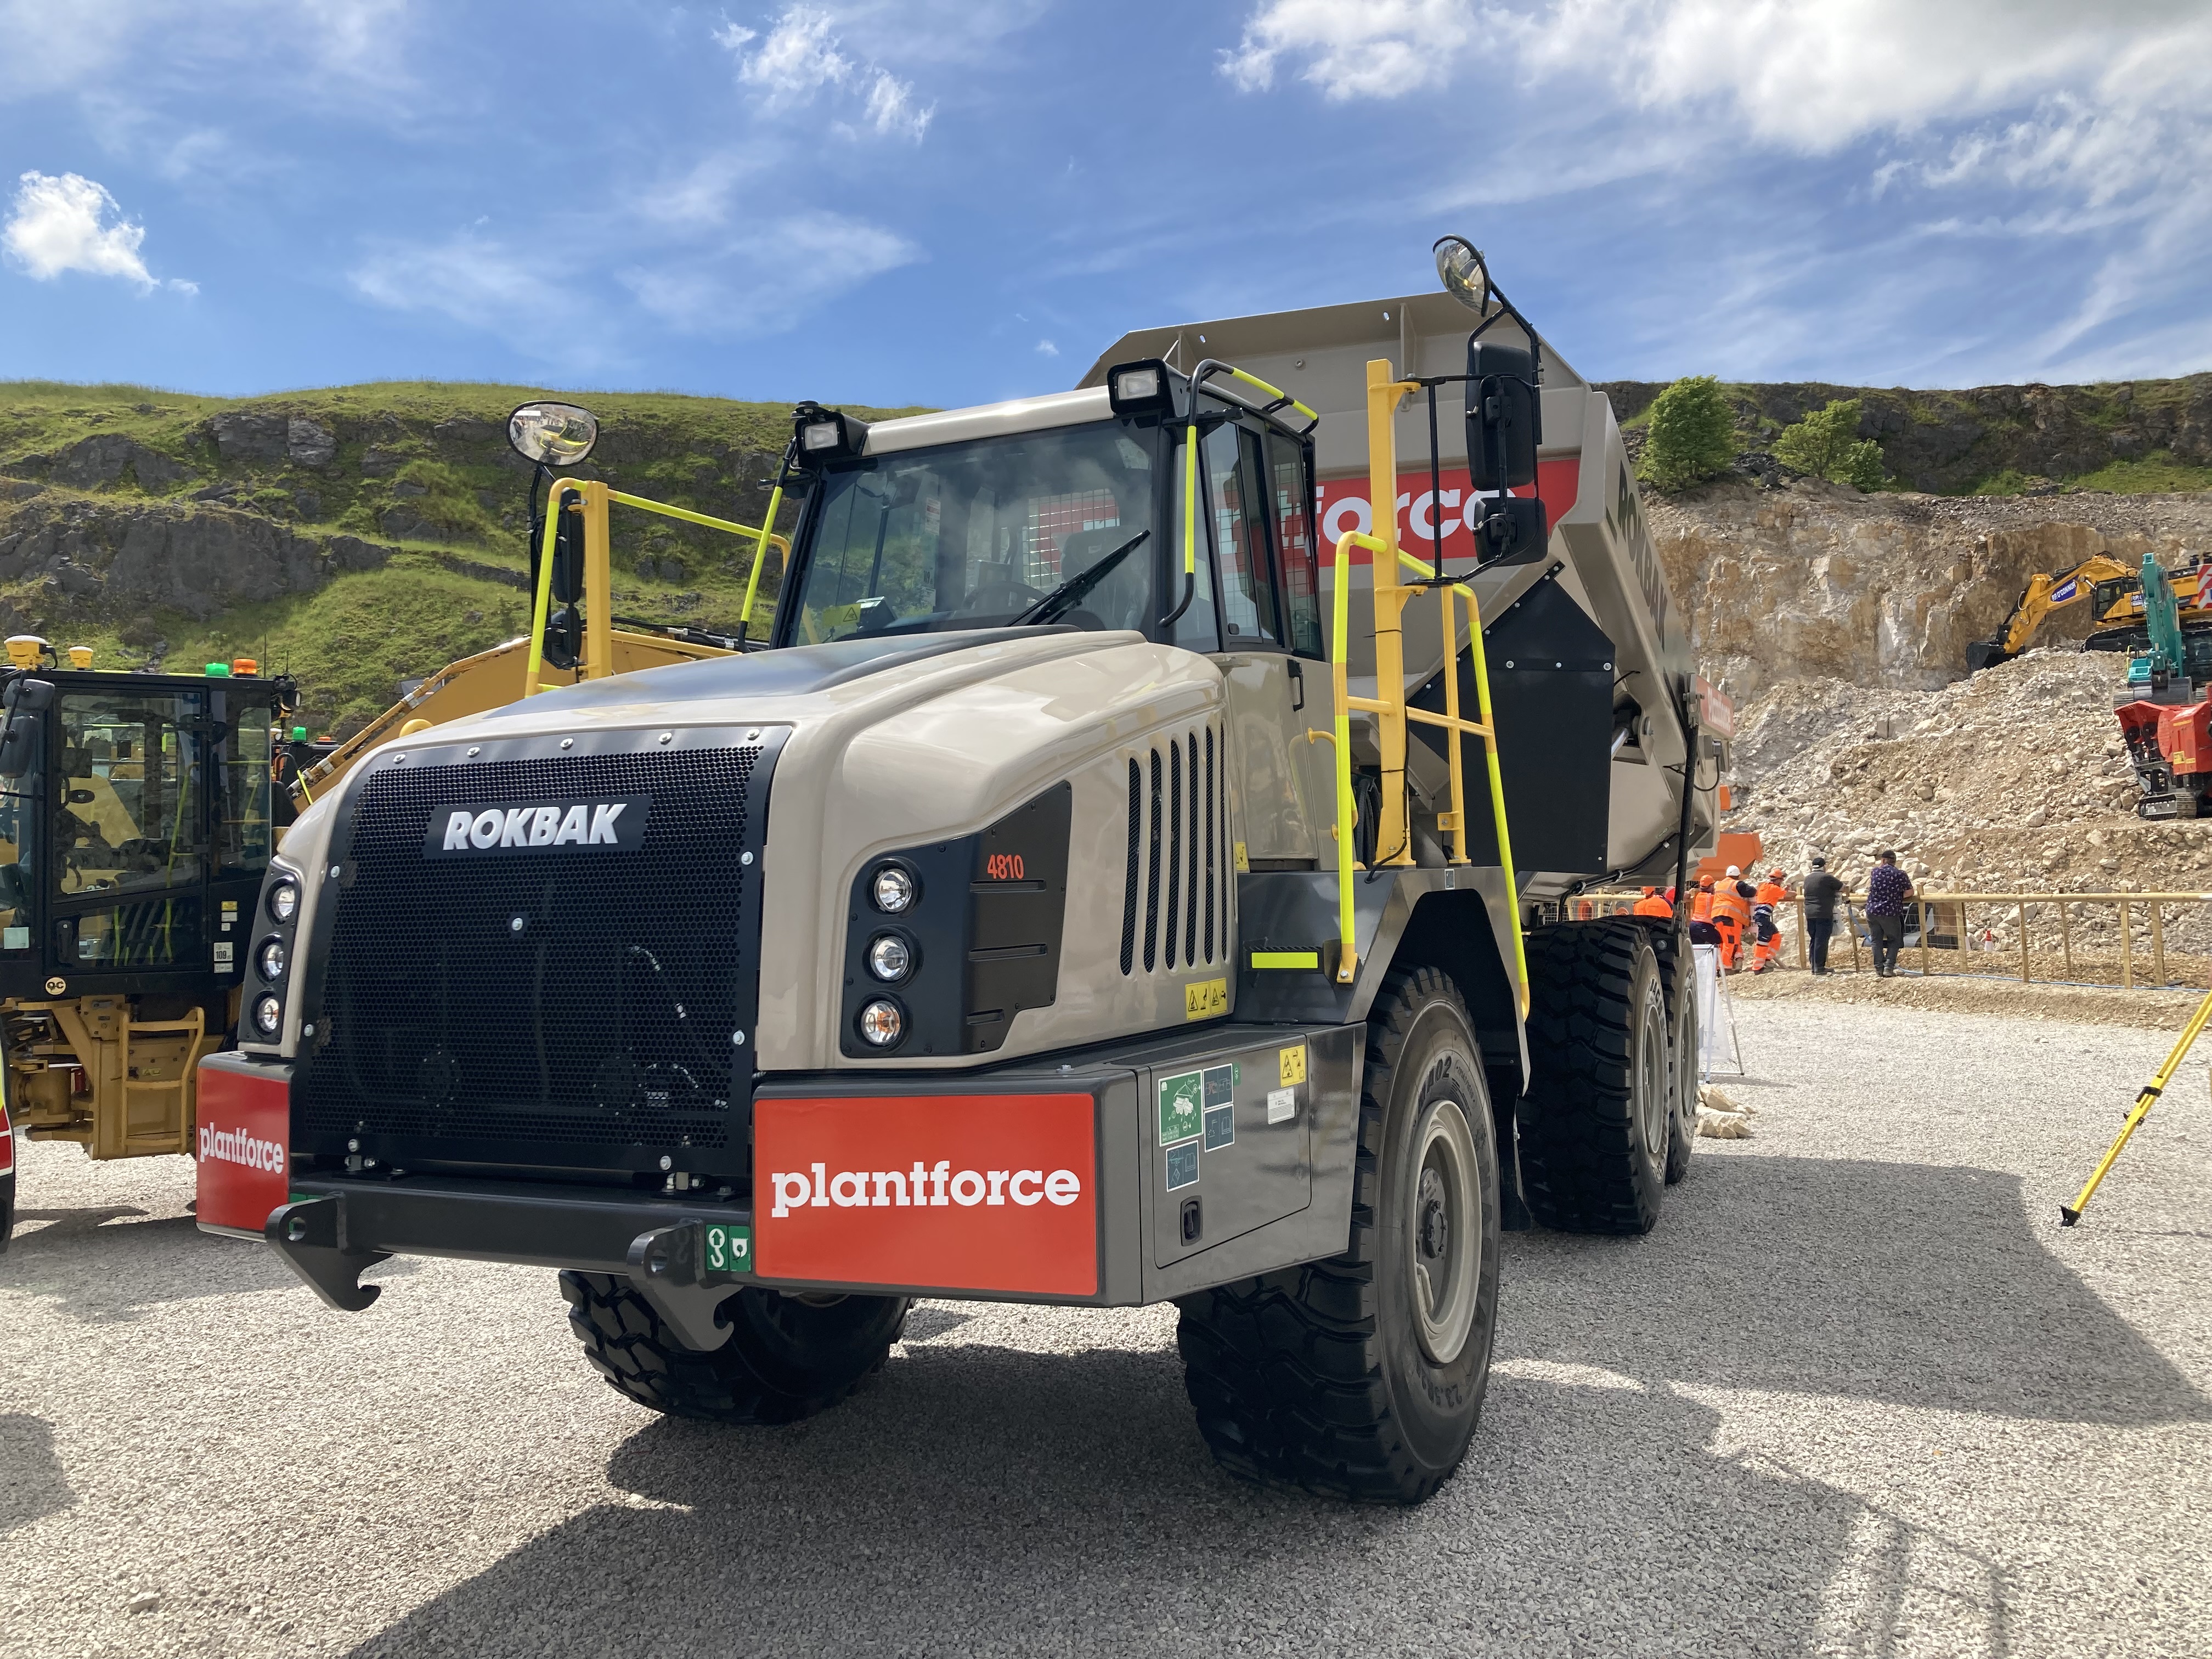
1164;1140;1199;1191
1202;1065;1235;1149
703;1223;752;1277
1184;978;1228;1019
1278;1043;1308;1087
1266;1086;1297;1125
1159;1071;1204;1145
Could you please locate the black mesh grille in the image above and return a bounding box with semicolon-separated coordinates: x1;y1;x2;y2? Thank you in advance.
1203;726;1216;965
1144;748;1162;972
1165;740;1182;970
296;743;764;1170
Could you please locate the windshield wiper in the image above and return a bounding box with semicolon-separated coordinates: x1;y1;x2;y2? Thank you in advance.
1011;529;1150;628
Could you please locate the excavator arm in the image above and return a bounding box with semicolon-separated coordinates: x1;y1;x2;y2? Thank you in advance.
1967;552;2138;673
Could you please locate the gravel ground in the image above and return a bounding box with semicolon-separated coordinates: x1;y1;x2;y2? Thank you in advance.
4;1000;2210;1658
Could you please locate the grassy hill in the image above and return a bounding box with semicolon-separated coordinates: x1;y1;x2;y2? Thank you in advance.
0;381;920;735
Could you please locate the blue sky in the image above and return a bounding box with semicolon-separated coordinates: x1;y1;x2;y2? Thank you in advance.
2;1;2209;405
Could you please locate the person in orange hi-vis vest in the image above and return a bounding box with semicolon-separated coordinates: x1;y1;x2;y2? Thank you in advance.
1633;885;1672;918
1691;877;1715;922
1711;865;1756;970
1751;867;1789;973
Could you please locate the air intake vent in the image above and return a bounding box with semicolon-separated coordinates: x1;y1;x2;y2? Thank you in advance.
1122;723;1228;978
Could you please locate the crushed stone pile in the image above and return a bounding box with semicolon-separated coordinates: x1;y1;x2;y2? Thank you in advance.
1726;647;2212;959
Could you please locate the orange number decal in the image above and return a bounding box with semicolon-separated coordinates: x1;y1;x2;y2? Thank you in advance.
985;853;1025;881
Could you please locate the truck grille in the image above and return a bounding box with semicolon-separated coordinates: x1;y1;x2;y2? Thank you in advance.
295;738;771;1176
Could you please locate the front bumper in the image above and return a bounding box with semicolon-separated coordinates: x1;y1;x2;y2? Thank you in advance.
201;1020;1362;1346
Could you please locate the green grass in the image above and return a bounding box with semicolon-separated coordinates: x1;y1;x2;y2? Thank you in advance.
2065;453;2212;493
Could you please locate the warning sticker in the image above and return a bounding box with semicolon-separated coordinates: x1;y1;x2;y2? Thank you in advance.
1279;1043;1308;1087
1184;978;1228;1019
1204;1104;1235;1150
1158;1071;1204;1145
703;1222;752;1277
1165;1140;1199;1190
1267;1086;1297;1124
1203;1065;1234;1108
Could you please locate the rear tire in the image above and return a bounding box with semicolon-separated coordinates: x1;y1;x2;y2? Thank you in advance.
1176;966;1499;1504
1518;921;1671;1234
560;1272;909;1425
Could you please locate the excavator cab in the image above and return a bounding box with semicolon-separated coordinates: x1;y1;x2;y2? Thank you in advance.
0;659;298;1198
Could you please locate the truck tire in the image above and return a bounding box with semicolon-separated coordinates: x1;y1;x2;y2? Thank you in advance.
1176;966;1499;1504
1639;924;1699;1186
1517;921;1671;1233
559;1272;909;1425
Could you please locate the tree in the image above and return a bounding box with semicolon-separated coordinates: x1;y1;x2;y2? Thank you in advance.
1775;398;1886;490
1637;375;1737;491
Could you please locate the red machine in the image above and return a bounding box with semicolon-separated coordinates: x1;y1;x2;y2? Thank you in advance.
2118;698;2212;819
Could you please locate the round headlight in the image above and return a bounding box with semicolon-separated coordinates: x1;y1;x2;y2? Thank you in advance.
857;999;905;1047
256;937;287;983
252;994;283;1037
267;878;298;924
866;933;912;982
870;864;917;914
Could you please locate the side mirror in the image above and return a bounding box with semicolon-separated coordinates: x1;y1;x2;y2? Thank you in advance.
1464;341;1539;492
1473;496;1547;566
507;402;600;467
0;712;43;780
3;677;55;714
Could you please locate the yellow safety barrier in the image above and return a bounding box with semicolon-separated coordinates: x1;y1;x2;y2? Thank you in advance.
1318;358;1526;1012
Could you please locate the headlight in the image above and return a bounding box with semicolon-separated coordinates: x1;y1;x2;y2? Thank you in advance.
256;937;287;983
252;994;283;1037
857;999;905;1047
267;878;298;924
870;864;917;914
866;933;912;982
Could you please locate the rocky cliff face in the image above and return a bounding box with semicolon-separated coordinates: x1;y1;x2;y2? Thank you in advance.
1654;479;2212;703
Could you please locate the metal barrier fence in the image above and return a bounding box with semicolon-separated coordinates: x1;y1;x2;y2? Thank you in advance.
1568;890;2212;989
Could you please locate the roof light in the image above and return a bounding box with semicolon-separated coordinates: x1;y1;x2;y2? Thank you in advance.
1107;358;1173;417
791;402;868;466
803;421;842;452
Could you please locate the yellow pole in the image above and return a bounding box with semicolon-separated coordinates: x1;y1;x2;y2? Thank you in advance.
523;479;579;697
1365;359;1415;867
2062;980;2212;1223
1439;580;1469;864
2121;896;2134;989
1329;534;1358;983
739;482;785;640
583;481;614;681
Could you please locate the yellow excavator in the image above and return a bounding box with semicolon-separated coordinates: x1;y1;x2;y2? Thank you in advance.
1;401;784;1242
1968;551;2212;672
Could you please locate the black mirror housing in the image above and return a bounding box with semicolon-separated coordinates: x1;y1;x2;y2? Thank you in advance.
1474;496;1547;566
1465;341;1539;491
0;711;42;779
3;676;55;714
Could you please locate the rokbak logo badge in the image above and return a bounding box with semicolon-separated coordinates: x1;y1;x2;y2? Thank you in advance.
424;795;651;856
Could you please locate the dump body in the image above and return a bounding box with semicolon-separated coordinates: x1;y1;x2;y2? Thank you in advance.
1085;291;1723;898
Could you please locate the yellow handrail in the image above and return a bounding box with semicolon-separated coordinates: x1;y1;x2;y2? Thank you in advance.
524;479;789;696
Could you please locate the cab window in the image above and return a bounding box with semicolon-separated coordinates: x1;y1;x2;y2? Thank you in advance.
1266;431;1324;658
1211;427;1284;648
54;692;207;900
217;695;274;877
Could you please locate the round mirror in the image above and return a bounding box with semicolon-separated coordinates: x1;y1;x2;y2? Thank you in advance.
1434;236;1489;313
507;401;600;467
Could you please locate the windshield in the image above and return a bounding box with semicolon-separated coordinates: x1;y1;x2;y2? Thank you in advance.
791;422;1158;642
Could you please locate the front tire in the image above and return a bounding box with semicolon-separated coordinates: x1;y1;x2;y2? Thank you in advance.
560;1272;909;1425
1518;921;1672;1233
1176;966;1499;1504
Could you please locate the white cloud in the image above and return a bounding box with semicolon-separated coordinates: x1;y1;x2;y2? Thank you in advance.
734;7;852;103
862;69;933;141
1035;338;1058;356
619;210;919;336
1;171;189;292
351;232;586;342
724;6;934;139
1221;0;1475;99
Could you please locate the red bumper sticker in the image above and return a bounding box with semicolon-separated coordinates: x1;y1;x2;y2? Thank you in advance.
1;1096;13;1173
194;1061;292;1233
755;1093;1097;1296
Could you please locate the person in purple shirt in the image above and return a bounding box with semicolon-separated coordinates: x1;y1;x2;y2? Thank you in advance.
1864;849;1914;977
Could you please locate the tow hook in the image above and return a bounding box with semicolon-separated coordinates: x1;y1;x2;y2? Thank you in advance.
266;1195;391;1312
627;1220;741;1353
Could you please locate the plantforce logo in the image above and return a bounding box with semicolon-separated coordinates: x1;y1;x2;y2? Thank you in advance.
197;1122;284;1173
769;1160;1081;1218
422;795;652;856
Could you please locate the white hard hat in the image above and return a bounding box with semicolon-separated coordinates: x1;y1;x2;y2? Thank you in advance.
1725;865;1740;877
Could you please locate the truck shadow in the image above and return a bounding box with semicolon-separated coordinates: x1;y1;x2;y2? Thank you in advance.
0;1203;411;1322
1504;1153;2211;1427
337;1151;2137;1658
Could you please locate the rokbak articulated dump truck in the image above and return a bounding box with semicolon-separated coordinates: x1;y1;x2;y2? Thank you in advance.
198;242;1725;1503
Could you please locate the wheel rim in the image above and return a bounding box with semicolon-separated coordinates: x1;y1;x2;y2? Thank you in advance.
1673;981;1699;1132
1409;1094;1481;1365
1636;972;1670;1164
